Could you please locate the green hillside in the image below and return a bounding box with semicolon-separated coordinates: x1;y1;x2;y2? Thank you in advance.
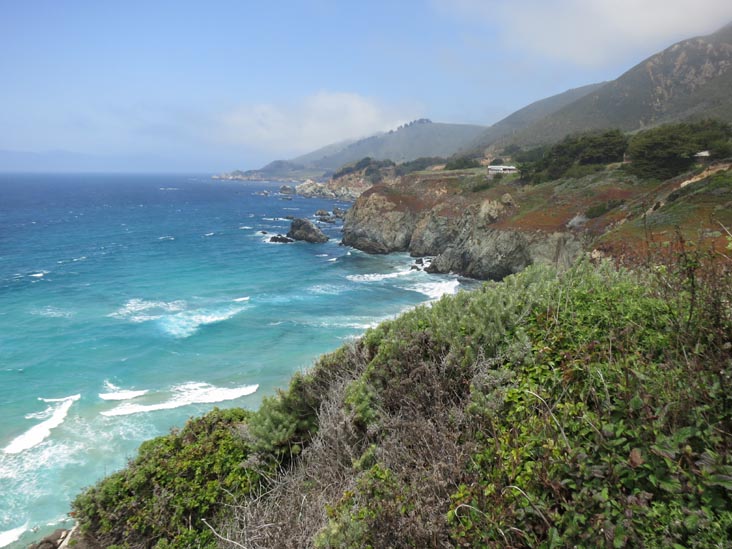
465;82;605;154
502;23;732;148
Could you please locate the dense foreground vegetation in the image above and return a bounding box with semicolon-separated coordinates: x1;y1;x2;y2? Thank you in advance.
73;241;732;547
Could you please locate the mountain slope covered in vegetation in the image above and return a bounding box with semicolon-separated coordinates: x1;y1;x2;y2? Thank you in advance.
500;23;732;148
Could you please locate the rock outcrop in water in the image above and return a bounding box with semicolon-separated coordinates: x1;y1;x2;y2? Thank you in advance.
287;218;329;243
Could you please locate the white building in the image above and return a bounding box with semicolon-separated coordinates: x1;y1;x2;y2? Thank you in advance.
488;165;518;174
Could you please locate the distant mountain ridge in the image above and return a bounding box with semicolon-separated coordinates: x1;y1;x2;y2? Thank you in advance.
227;119;487;181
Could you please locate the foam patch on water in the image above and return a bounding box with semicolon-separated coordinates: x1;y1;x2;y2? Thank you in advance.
204;232;215;237
158;235;175;241
99;381;149;401
101;382;259;416
239;225;253;230
109;298;187;323
0;522;28;548
308;284;346;295
408;279;460;300
3;395;80;455
28;271;48;279
31;306;74;319
346;269;413;282
233;296;250;302
157;305;246;338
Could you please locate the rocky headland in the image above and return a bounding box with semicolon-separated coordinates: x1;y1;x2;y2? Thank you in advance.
342;169;584;280
341;160;732;280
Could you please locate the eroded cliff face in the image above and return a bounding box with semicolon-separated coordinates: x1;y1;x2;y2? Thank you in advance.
342;171;583;280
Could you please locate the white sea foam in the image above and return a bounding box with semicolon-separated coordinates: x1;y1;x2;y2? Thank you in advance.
31;306;74;319
316;254;329;257
308;284;346;295
327;258;337;262
158;235;175;241
29;271;47;278
99;381;149;401
204;232;215;237
233;296;250;302
25;406;53;420
109;298;187;323
0;523;28;548
101;382;259;416
157;305;246;338
346;269;413;282
3;394;80;455
239;225;253;230
72;256;87;262
408;279;460;300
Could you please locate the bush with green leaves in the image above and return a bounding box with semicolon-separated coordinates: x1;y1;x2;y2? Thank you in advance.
627;119;731;180
444;156;481;170
72;408;254;548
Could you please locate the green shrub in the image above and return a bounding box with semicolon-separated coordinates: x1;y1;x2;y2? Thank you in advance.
72;408;254;548
444;156;481;170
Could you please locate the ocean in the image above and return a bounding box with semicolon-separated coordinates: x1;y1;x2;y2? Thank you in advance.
0;173;468;547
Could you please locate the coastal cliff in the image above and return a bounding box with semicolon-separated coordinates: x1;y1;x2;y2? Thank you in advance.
342;144;732;280
342;169;584;280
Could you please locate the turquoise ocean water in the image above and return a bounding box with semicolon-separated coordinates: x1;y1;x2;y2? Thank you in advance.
0;173;467;547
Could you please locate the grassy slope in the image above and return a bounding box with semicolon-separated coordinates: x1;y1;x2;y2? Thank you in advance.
504;25;732;148
72;246;732;547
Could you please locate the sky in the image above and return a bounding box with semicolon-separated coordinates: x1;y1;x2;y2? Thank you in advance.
1;0;731;173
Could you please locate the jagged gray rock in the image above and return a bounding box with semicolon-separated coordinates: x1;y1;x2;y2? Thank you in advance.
342;186;583;280
287;218;329;243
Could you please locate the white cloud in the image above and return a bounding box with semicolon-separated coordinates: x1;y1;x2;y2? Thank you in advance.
438;0;732;66
215;91;414;155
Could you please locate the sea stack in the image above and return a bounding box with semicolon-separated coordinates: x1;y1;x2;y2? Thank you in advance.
287;218;329;243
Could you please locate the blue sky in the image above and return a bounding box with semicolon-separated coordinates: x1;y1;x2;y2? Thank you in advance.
1;0;731;172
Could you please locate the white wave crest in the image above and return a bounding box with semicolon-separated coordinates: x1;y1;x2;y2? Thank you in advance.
3;395;80;455
0;523;28;548
101;382;259;417
99;381;149;401
239;225;253;230
346;269;413;282
409;279;460;300
157;306;246;338
233;296;250;302
158;235;175;241
29;271;48;278
109;298;186;323
204;232;215;237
